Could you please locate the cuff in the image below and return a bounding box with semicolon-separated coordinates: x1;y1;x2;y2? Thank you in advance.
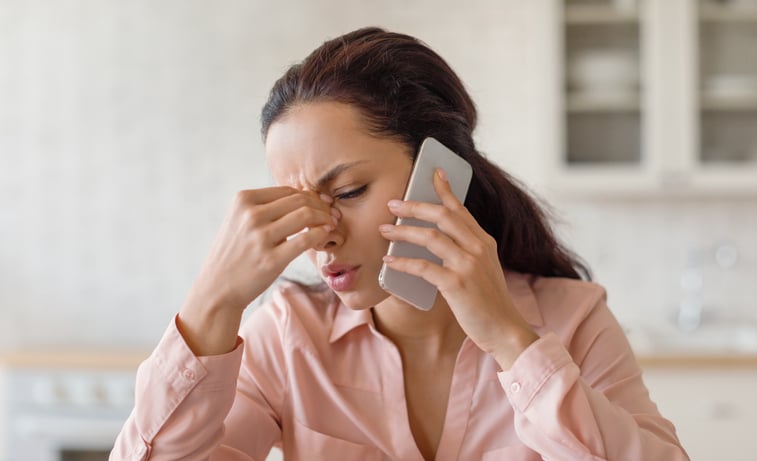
497;332;574;413
136;315;244;440
164;314;245;391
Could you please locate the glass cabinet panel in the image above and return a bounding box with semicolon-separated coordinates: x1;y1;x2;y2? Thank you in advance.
564;0;643;167
698;1;757;166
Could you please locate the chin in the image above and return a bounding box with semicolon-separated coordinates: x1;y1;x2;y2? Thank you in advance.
334;286;390;310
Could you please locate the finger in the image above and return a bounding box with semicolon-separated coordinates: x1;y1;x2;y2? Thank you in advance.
379;223;466;264
388;169;488;244
236;186;300;205
433;168;465;210
387;198;479;248
432;168;486;236
254;189;333;224
268;205;338;244
381;254;454;292
238;186;334;207
273;223;334;262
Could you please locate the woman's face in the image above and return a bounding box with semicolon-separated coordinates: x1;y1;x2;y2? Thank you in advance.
265;102;413;309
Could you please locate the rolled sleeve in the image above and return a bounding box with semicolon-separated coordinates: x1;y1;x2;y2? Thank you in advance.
135;316;244;441
111;316;244;460
495;311;688;460
498;333;574;413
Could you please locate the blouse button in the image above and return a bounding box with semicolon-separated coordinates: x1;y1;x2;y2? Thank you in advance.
182;368;196;381
510;381;521;393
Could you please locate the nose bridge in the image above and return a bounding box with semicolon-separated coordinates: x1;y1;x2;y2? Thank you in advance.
298;166;322;192
282;170;312;192
292;176;307;191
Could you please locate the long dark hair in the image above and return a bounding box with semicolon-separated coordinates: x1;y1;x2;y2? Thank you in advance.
261;27;590;280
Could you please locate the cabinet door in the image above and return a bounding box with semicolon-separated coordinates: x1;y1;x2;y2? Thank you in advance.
642;368;757;461
554;0;757;196
557;0;656;194
691;0;757;192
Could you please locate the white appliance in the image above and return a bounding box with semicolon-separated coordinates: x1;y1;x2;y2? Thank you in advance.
2;366;135;461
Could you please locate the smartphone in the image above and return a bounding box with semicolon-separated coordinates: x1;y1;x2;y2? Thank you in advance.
378;137;473;310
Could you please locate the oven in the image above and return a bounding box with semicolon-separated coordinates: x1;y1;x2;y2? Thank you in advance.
2;362;136;461
1;356;285;461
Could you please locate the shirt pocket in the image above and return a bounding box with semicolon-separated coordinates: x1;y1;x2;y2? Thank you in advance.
482;444;542;461
290;419;384;461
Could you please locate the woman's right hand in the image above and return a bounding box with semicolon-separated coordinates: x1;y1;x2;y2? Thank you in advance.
177;187;337;355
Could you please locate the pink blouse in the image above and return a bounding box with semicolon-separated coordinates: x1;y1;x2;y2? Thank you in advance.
110;272;688;460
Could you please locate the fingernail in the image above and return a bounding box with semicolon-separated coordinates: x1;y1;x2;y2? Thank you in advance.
323;224;334;232
378;224;393;233
387;199;402;209
331;207;341;219
382;255;395;263
320;193;333;203
437;168;448;182
332;215;339;226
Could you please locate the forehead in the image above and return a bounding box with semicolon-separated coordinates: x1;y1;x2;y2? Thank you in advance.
264;102;410;189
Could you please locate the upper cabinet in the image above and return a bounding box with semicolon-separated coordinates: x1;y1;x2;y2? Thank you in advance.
551;0;757;196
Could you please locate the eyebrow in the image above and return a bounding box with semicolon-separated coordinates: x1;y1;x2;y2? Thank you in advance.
315;160;368;190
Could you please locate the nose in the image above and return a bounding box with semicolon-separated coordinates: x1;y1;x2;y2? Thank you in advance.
312;213;343;252
313;237;337;252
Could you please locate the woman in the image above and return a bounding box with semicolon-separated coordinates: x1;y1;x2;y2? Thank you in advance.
111;27;688;460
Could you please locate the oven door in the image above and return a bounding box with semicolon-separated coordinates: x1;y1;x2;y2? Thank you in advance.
14;414;126;461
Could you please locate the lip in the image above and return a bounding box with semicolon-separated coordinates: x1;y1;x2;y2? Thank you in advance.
321;263;361;292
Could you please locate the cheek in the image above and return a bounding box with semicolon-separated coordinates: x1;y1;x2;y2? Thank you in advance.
334;209;389;255
356;196;395;231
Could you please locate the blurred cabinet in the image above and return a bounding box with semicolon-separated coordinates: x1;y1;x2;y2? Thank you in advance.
552;0;757;195
642;366;757;461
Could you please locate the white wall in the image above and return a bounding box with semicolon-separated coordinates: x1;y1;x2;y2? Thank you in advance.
0;0;546;348
552;197;757;333
0;0;755;349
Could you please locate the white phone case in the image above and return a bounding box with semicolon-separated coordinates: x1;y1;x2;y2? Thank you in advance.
378;137;473;310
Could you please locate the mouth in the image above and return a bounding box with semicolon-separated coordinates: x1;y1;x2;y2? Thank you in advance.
321;264;361;292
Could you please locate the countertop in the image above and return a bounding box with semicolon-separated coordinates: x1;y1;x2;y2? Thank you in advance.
1;349;757;370
0;349;151;369
636;353;757;368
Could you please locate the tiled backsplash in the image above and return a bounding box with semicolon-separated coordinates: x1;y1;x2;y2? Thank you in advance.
553;198;757;333
1;0;755;349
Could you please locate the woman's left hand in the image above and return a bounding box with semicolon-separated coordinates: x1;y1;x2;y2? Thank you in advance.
378;169;538;369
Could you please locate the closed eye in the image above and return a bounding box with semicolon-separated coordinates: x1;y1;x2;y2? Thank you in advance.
334;184;368;201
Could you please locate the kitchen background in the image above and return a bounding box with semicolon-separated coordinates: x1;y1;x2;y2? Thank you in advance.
1;0;756;460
